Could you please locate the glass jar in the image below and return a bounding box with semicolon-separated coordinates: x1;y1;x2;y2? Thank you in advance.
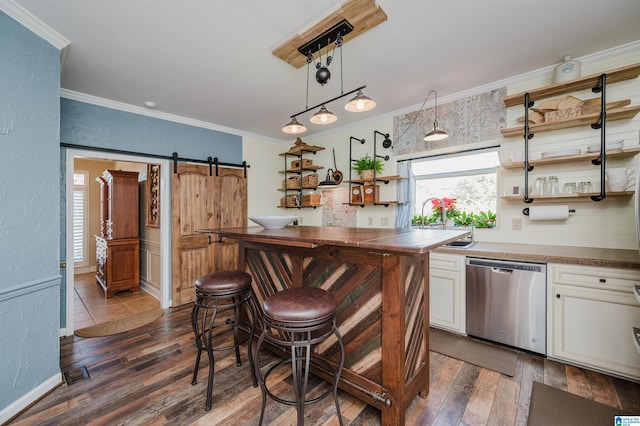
548;176;559;195
533;177;547;195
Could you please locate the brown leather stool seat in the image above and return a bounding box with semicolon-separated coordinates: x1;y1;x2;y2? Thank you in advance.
191;270;258;411
255;286;345;426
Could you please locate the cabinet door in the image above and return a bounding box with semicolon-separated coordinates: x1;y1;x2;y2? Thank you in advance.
429;253;465;334
550;284;640;380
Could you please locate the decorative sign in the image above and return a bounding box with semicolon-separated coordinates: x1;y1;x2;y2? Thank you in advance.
146;164;160;227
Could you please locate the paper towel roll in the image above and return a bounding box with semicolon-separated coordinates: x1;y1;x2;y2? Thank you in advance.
528;205;570;221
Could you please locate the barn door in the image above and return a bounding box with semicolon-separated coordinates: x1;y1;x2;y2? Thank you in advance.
170;164;247;306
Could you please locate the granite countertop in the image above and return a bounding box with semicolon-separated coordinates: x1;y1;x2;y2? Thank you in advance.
196;226;471;256
435;241;640;269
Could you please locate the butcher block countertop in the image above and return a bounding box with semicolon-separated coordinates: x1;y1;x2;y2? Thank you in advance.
436;241;640;270
197;225;470;256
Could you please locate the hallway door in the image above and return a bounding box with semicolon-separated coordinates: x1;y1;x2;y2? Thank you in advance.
170;164;247;306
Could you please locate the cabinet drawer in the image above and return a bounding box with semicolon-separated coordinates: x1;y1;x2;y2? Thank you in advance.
549;263;640;294
430;252;465;272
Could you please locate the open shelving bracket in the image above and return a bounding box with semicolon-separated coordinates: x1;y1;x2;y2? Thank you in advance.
348;132;392;207
591;73;607;201
523;93;535;203
520;72;611;203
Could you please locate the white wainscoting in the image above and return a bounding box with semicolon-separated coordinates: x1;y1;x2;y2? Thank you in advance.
140;238;161;301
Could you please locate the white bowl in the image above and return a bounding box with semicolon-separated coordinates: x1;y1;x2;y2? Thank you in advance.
249;215;299;229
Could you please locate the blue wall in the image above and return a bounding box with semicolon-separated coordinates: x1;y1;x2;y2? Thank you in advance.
0;11;62;411
61;98;243;163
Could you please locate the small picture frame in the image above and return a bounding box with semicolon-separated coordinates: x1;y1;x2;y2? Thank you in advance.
512;186;521;196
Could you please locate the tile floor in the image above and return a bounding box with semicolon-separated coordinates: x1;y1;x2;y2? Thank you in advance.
74;272;161;329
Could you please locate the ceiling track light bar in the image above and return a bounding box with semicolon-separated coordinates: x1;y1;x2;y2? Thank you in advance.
297;19;354;57
289;85;366;119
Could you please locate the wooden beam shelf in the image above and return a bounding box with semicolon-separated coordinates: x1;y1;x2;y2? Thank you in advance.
502;147;640;169
500;106;640;137
503;63;640;107
501;191;633;201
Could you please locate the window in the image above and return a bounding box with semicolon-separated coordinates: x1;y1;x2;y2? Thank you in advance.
73;171;89;267
411;148;499;227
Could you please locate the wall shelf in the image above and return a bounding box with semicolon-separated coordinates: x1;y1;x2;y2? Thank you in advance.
501;191;633;201
348;175;407;184
500;106;640;137
502;61;640;202
502;63;640;107
502;147;640;169
278;144;325;208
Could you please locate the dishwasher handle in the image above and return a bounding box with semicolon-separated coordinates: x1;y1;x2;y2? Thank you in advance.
466;257;546;273
492;267;514;274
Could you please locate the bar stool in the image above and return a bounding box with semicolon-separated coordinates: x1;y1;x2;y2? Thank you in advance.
255;287;345;426
191;270;258;411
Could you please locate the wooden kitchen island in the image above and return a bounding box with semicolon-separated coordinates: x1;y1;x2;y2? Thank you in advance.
197;225;469;425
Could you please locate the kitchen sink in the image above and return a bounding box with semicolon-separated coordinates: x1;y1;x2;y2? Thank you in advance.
445;240;476;249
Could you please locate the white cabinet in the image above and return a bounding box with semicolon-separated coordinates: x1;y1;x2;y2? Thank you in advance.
548;263;640;380
429;252;466;334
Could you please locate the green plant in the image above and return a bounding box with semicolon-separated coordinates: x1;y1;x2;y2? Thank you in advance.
454;211;475;227
352;153;384;175
472;210;496;228
411;215;428;226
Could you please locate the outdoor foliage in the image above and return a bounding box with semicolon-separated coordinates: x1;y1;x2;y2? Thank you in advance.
412;198;496;228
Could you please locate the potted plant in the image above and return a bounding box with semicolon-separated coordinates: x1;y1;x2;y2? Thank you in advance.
352;153;384;181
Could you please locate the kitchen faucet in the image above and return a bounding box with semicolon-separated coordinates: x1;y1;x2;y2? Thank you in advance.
421;197;447;230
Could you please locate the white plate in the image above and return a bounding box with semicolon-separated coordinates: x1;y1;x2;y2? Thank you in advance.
541;148;581;158
587;139;624;152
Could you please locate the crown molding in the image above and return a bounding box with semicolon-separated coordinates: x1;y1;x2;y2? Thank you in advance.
60;89;285;144
0;0;69;50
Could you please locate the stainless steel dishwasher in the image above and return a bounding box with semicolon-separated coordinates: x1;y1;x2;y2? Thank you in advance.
466;257;546;354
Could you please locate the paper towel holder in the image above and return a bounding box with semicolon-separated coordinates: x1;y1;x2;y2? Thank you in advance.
523;207;575;216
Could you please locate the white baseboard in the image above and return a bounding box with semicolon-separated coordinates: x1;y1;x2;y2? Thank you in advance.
74;266;96;274
139;279;161;301
0;373;62;424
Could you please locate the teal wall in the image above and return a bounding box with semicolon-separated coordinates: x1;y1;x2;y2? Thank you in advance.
0;11;62;411
61;98;242;162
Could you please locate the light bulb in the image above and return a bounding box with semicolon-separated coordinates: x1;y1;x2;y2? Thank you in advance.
356;99;364;110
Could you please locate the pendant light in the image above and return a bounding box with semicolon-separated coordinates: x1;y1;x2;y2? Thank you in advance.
281;28;375;134
309;105;338;125
282;117;308;134
345;90;376;112
424;89;448;142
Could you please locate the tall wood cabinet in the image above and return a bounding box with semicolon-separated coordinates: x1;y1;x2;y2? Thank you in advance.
95;170;140;298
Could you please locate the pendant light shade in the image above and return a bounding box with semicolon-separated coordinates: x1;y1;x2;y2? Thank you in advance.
309;105;338;125
423;89;448;142
344;90;376;112
282;117;307;134
424;122;448;141
318;169;339;188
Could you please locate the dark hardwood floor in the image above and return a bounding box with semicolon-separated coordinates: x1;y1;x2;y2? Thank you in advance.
10;304;640;425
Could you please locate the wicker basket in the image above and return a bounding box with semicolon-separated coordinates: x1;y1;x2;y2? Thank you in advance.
302;173;318;187
284;175;301;189
291;158;313;169
280;193;299;207
302;193;322;206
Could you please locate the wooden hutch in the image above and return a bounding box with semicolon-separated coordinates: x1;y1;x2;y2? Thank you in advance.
95;169;140;297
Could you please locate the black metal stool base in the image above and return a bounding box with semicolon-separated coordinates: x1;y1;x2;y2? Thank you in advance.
255;308;345;426
191;276;258;411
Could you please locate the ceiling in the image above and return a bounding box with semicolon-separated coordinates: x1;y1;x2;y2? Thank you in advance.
10;0;640;142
